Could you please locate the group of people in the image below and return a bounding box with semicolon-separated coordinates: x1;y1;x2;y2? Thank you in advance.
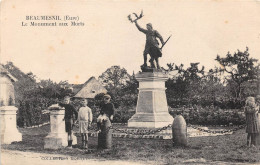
58;94;114;150
244;96;260;147
57;94;259;150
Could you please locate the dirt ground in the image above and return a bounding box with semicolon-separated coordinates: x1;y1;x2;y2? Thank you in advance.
2;149;258;165
2;125;260;165
1;149;147;165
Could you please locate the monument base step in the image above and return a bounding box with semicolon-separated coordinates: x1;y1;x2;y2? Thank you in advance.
128;113;174;128
128;121;173;128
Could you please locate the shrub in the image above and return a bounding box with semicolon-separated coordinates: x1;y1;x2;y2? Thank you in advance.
169;105;245;125
17;98;57;127
113;106;136;123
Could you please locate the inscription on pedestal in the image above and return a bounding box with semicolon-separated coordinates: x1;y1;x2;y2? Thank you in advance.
137;91;153;113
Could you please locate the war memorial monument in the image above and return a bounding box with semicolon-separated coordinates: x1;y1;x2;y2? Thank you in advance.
127;11;174;128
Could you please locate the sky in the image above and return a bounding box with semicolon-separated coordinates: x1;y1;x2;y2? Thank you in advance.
1;0;260;84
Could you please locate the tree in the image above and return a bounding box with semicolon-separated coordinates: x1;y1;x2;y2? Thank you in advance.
215;47;258;100
199;68;228;107
2;62;73;126
2;62;39;103
98;66;130;90
119;72;139;106
166;63;205;106
121;71;138;95
98;66;131;107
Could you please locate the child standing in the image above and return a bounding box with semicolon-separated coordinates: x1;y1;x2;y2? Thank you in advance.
59;96;78;148
244;97;260;147
78;98;93;150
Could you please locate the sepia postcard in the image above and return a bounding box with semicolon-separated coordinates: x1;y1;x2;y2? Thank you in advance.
1;0;260;164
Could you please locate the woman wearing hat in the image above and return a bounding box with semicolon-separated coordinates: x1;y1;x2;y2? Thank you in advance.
96;94;114;149
99;94;114;121
244;97;260;146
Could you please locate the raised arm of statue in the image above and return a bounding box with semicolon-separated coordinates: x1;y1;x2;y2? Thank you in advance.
135;21;147;34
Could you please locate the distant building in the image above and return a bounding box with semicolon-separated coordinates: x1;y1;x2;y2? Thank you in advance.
71;84;84;94
0;65;17;106
0;65;17;82
74;77;107;99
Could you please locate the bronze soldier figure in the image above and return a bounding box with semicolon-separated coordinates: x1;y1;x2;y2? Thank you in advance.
134;20;164;69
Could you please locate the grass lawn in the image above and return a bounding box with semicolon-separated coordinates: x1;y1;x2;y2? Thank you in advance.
1;124;260;164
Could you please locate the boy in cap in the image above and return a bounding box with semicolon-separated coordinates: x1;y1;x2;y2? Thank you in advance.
59;96;78;148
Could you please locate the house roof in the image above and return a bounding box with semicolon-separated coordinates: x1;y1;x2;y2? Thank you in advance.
74;76;107;99
72;84;84;94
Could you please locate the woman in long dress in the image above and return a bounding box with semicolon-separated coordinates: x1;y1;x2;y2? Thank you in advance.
244;97;259;147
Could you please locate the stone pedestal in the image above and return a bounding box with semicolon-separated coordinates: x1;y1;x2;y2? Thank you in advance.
128;71;174;128
44;105;77;149
0;106;22;144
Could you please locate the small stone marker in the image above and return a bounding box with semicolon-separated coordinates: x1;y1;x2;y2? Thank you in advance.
44;104;77;149
172;115;187;146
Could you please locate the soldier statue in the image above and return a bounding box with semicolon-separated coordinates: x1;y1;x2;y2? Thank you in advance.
134;20;164;69
128;11;171;71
